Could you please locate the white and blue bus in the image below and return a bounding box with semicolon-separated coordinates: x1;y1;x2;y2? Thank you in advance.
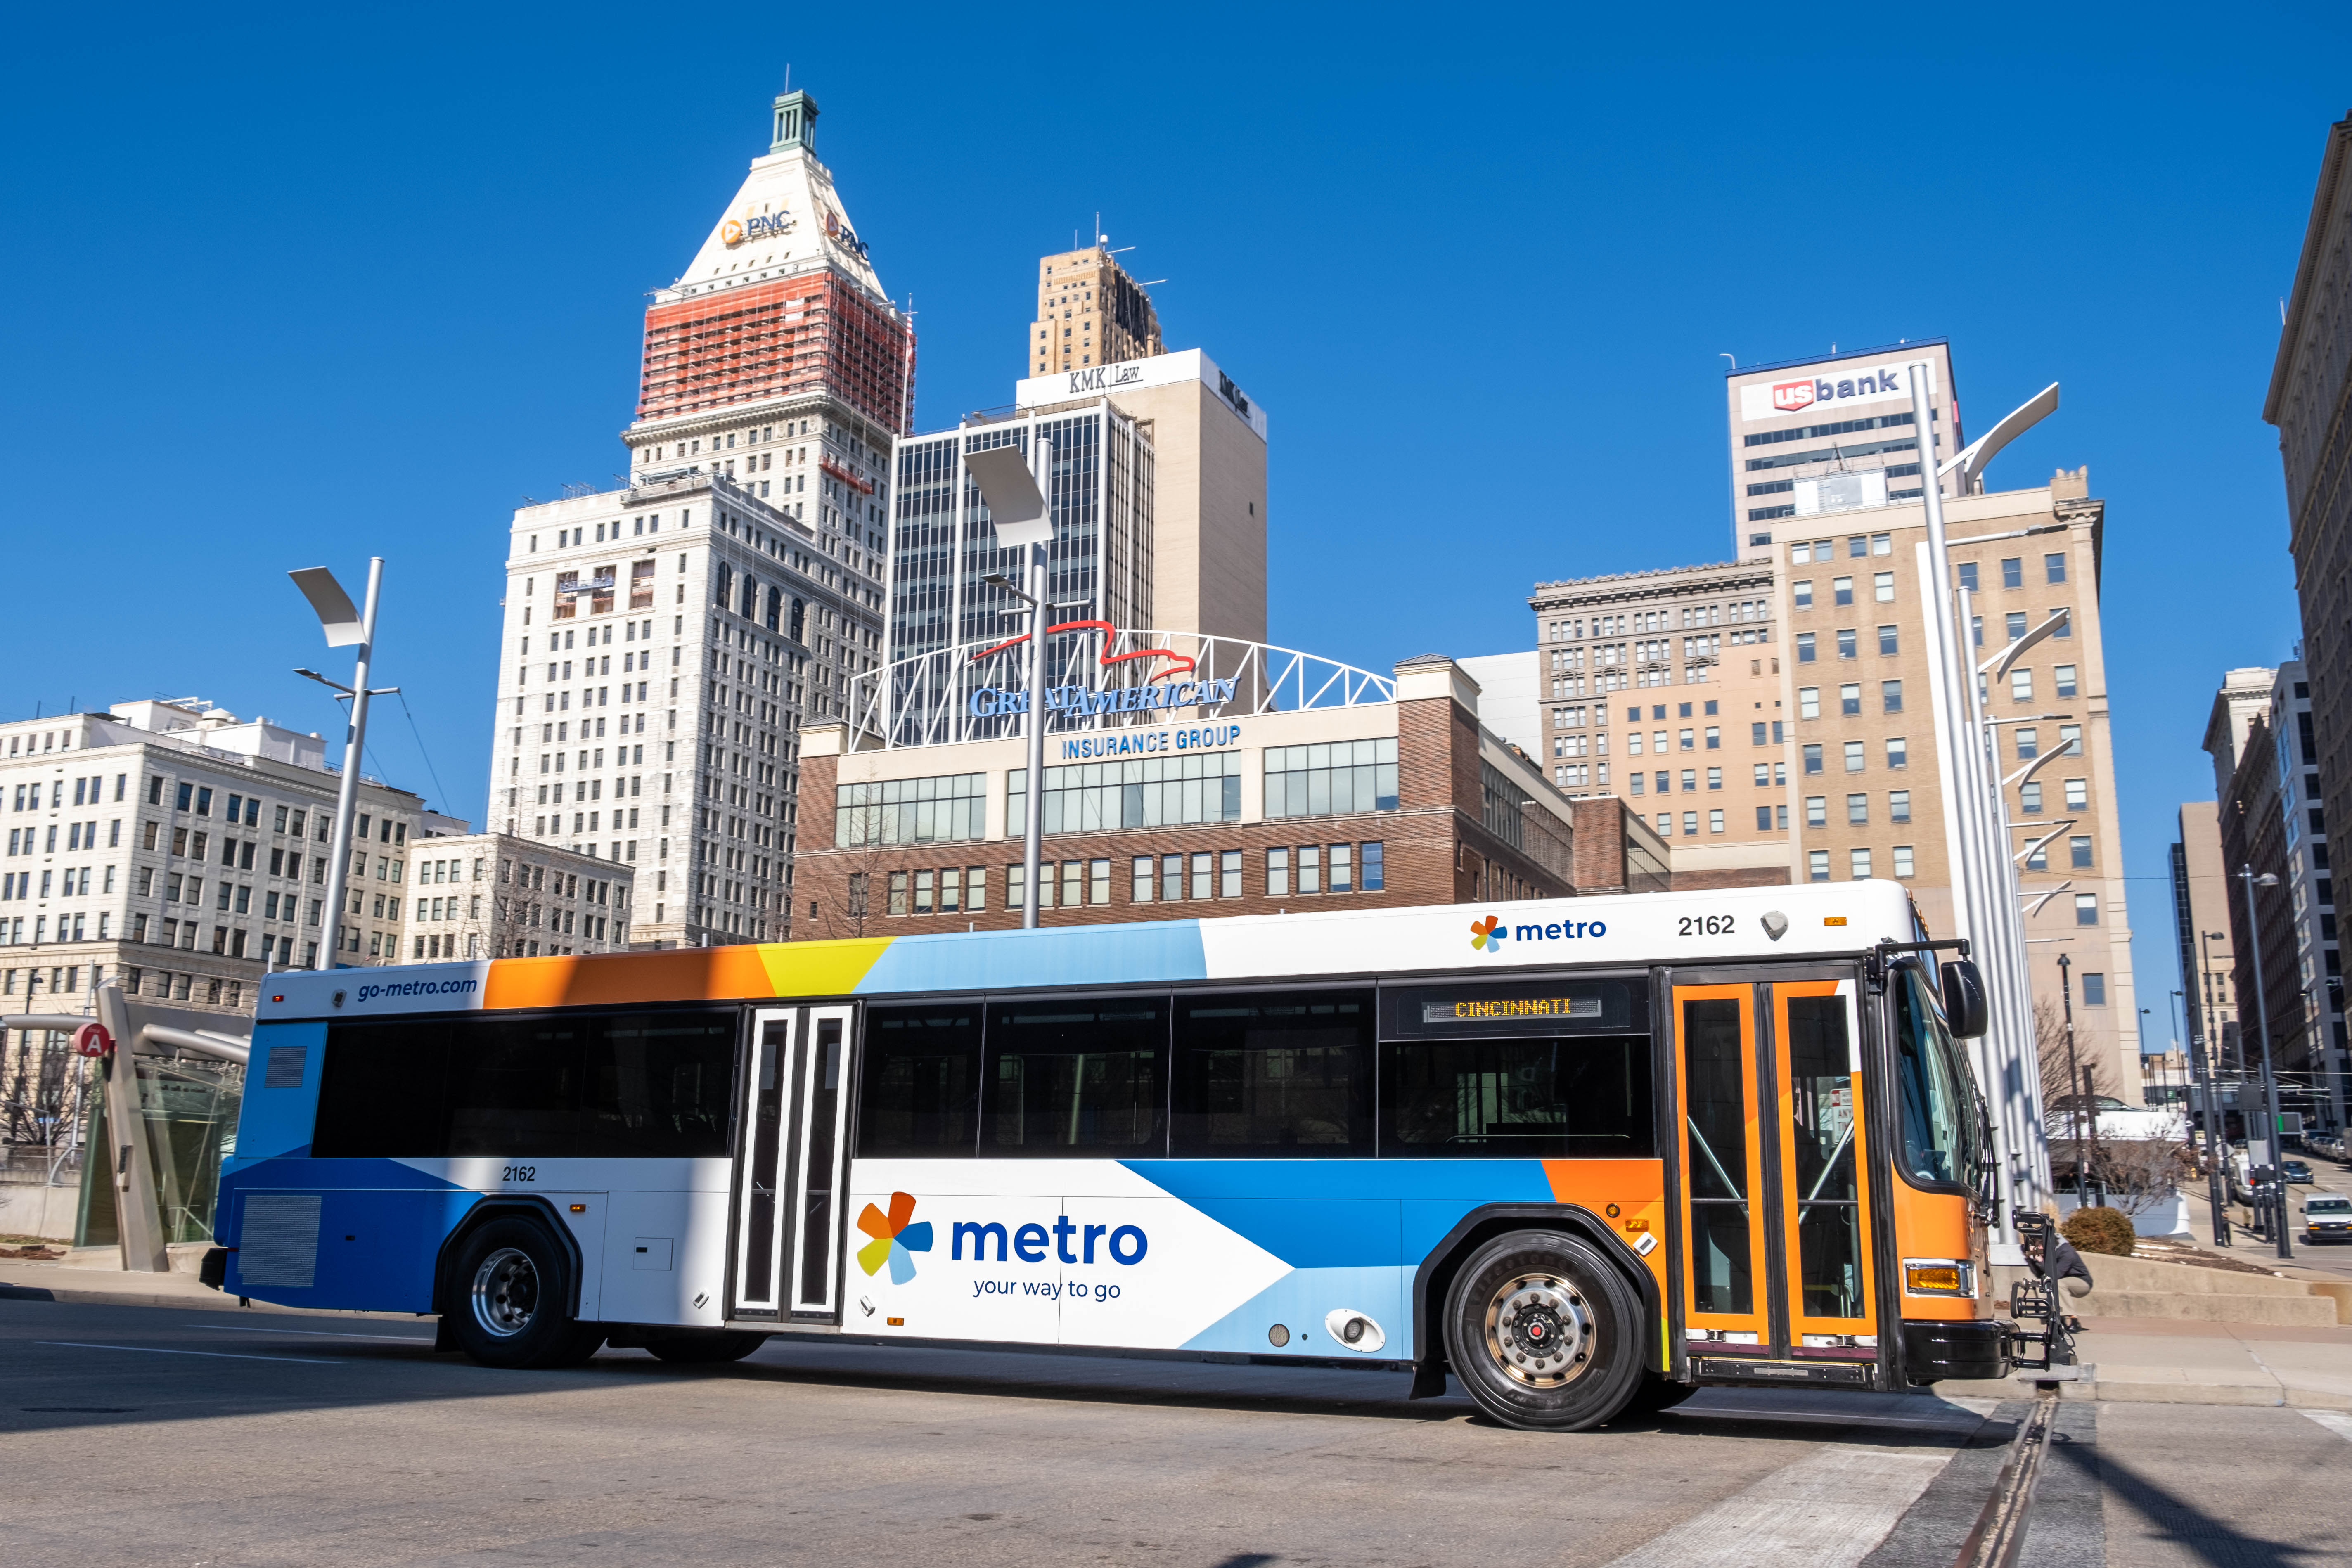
206;882;2006;1430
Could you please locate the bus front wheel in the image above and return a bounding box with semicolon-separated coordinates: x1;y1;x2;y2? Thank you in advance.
447;1217;604;1369
1443;1230;1644;1431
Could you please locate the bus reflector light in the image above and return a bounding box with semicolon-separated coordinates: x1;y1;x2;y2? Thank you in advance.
1903;1260;1973;1296
569;1203;587;1213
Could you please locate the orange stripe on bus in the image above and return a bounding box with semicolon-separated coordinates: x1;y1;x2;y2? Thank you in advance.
1541;1158;1672;1367
480;939;893;1010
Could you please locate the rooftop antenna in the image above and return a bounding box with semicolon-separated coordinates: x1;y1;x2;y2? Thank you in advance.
784;63;791;92
1720;352;1736;371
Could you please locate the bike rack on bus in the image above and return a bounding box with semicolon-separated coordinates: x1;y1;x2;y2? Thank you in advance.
2005;1211;2088;1372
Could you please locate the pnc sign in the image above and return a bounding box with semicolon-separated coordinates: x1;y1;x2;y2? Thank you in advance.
721;211;796;246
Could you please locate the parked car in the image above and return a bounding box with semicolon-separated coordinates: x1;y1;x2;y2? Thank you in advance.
2282;1158;2315;1184
2301;1193;2352;1244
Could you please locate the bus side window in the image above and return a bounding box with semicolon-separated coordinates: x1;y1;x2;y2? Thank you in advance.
983;997;1170;1156
1891;965;1973;1187
858;1004;983;1157
1381;1034;1653;1158
1170;989;1374;1158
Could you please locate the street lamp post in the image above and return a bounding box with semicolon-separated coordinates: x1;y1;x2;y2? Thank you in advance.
2057;952;2087;1205
981;566;1049;930
2188;938;2234;1244
2236;866;2293;1260
291;561;386;971
966;426;1059;933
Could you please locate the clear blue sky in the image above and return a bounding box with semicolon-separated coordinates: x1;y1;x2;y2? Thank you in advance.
5;4;2347;1026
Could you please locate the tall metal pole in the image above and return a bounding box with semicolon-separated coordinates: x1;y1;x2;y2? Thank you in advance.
1910;362;2043;1234
2193;932;2233;1243
316;559;383;969
2238;865;2293;1259
1021;432;1047;931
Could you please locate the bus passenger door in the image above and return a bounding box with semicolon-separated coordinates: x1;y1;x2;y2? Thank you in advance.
1672;985;1770;1354
732;1009;799;1318
785;1006;853;1320
1768;981;1878;1362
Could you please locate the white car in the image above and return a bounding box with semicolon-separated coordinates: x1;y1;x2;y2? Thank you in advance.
2302;1193;2352;1245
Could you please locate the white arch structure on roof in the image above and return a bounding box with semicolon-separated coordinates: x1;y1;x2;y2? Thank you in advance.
845;628;1395;751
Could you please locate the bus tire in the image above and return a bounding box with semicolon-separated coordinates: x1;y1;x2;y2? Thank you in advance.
1443;1230;1644;1431
447;1216;600;1370
645;1330;770;1364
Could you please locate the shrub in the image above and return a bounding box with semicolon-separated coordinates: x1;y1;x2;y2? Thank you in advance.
2062;1206;2138;1257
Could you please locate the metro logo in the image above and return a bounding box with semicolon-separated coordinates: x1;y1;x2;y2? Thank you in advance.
854;1191;933;1284
1771;379;1818;413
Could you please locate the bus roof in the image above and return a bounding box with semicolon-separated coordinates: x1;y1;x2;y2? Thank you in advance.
253;880;1924;1023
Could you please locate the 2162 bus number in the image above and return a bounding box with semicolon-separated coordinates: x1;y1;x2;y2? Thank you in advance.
1678;914;1736;936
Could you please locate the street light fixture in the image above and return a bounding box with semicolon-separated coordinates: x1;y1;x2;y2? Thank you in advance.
290;560;387;970
2191;932;2233;1244
2236;866;2293;1260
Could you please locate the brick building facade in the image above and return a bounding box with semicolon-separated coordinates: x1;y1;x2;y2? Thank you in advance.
789;656;1590;937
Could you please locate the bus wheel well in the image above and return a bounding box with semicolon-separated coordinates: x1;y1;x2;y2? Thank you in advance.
430;1197;585;1345
1409;1205;1659;1400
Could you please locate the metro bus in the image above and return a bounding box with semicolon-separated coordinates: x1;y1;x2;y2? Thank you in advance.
208;881;2008;1431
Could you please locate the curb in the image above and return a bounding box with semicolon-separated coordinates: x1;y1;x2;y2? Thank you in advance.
0;1272;431;1324
1939;1372;2352;1411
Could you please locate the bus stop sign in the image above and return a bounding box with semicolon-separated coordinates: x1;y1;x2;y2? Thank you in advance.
71;1022;113;1058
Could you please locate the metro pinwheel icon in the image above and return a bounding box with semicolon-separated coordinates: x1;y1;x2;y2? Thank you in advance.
1469;915;1505;954
855;1191;933;1284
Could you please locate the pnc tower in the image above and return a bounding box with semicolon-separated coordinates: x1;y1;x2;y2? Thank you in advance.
487;90;898;950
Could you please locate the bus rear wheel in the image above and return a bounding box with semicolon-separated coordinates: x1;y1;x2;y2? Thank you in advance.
447;1217;604;1369
645;1330;769;1364
1444;1230;1644;1431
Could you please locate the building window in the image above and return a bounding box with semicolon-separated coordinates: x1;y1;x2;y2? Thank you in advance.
2020;781;2044;815
1881;679;1903;713
2081;972;2106;1005
1682;811;1698;836
2016;728;2039;759
1806;796;1827;827
1705;767;1722;790
887;871;909;916
2050;608;2070;639
1796;632;1816;663
1089;858;1111;905
2006;611;2028;642
1892;845;1915;879
2055;664;2077;698
1014;754;1246;833
1808;850;1831;883
1708;809;1724;834
1870;533;1891;556
1680;769;1697;793
2001;557;2023;589
1325;845;1350;893
914;869;934;914
1878;625;1899;655
1162;855;1184;902
1890;789;1911;823
2070;836;2093;869
1362;842;1384;890
2059;724;2082;756
1756;807;1773;829
2009;668;2033;702
1263;738;1399;818
2075;894;2099;926
1840;683;1862;715
1799;687;1821;719
1847;793;1868;825
1850;847;1872;879
1794;580;1814;609
1958;562;1979;592
1296;846;1321;894
1223;850;1245;897
1828;576;1851;607
1873;572;1894;602
1836;628;1856;659
2045;552;2067;584
1886;737;1908;769
1133;856;1154;902
835;773;986;847
1803;744;1824;774
1843;740;1865;772
2064;778;2088;810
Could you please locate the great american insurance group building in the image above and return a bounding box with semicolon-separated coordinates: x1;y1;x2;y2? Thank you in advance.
788;639;1671;936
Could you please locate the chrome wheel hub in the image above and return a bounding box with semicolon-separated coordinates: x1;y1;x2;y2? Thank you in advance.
471;1247;540;1338
1484;1272;1594;1388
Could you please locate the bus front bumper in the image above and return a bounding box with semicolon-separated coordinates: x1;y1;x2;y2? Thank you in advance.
1901;1317;2013;1383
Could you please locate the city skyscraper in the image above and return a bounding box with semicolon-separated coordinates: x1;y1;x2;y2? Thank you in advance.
487;91;894;948
1028;243;1163;377
1723;342;1962;562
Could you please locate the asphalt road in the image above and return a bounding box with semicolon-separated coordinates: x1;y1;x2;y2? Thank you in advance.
2;1297;2347;1567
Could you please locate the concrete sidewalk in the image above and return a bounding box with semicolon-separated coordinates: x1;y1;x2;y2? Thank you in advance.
1941;1314;2352;1410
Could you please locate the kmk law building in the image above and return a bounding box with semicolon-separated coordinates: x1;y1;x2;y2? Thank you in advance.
790;649;1667;937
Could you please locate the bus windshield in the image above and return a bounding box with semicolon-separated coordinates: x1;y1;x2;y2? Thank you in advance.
1892;961;1980;1188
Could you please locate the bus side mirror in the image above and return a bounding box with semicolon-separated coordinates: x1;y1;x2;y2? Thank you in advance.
1942;959;1989;1038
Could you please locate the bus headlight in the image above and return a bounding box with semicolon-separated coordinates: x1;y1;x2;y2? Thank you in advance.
1903;1259;1975;1297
